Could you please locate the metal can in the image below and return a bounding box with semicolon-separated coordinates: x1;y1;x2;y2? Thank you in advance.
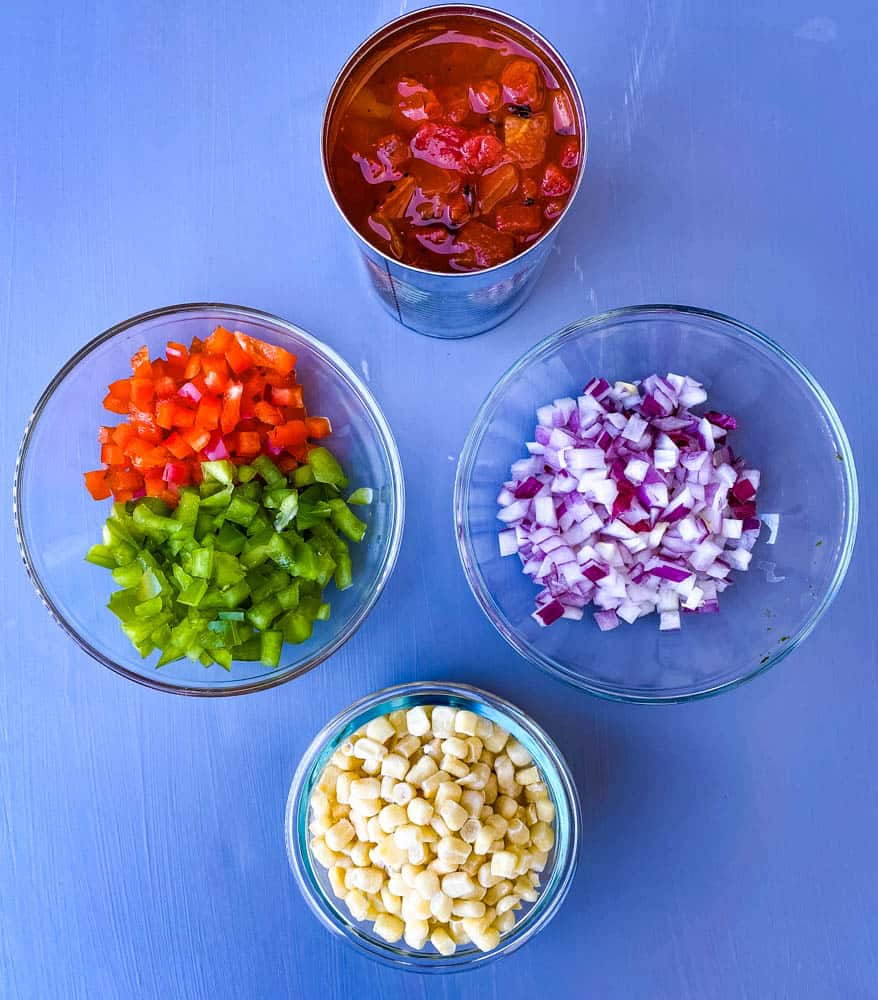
321;4;587;340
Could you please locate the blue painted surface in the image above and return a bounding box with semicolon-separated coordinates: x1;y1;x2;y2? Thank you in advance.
1;1;876;997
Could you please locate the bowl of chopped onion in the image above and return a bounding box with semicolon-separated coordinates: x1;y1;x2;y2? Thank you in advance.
454;305;858;702
285;681;580;971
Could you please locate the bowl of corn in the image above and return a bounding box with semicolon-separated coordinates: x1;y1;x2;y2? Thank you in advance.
285;681;581;971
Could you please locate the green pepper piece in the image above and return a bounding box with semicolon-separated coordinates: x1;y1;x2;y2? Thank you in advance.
252;454;285;488
246;596;282;631
85;544;117;569
308;447;348;489
234;481;263;503
291;464;316;488
172;564;193;591
262;487;295;510
177;578;209;607
107;588;139;622
232;636;262;660
195;510;217;540
237;464;257;483
200;484;233;511
212;649;233;672
274;492;299;531
280;611;313;645
333;551;353;591
245;508;272;536
328;499;367;543
112;563;144;588
296;501;333;531
201;459;236;485
260;630;283;668
347;488;373;506
316;602;331;621
214;522;246;555
276;581;300;611
133;503;185;538
134;595;163;618
213;550;245;587
173;490;200;533
217;610;245;621
220;580;250;608
189;547;215;580
225;494;259;527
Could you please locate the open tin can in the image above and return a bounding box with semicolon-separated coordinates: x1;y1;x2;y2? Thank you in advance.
321;4;587;339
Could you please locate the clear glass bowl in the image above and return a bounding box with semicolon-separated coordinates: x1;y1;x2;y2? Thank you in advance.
285;681;581;972
14;303;404;696
454;305;859;703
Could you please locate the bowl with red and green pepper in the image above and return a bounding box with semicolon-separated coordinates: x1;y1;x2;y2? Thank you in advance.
14;303;404;695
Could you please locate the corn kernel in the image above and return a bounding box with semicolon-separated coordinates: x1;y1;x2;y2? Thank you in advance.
328;865;347;899
390;782;415;806
530;821;555;853
452;899;486;918
465;737;484;763
405;706;430;737
525;781;549;802
536;799;555;824
388;709;408;734
345;889;369;922
360;758;381;776
405;755;438;787
516;765;540;786
441;871;478;899
407;842;427;866
330;750;357;771
350;841;372;867
506;818;529;846
454;710;479;736
460;817;481;844
350;777;380;801
380;885;402;915
460;789;485;817
365;715;396;744
439;800;468;832
407;797;434;826
483;773;498;805
441;737;468;760
392;824;422;851
403;919;429;949
490;850;517;879
430;927;456;956
463;917;500;953
441;754;469;779
373;912;404;943
309;816;331;837
317;764;340;793
484;879;512;905
350;797;381;819
430;814;451;839
437;835;471;866
393;735;421;759
434;781;462;807
478;862;502;888
324;819;355;853
380;753;409;781
431;706;457;738
420;769;449;799
352;737;387;760
401;891;432;923
430;890;453;922
495;893;520;915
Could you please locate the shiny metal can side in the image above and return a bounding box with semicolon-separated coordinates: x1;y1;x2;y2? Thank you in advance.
321;4;587;340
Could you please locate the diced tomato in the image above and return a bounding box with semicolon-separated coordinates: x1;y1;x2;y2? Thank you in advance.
544;199;565;220
397;76;442;122
551;91;576;135
84;469;111;500
305;416;332;439
495;203;543;235
503;113;549;169
221;382;243;434
195;393;221;430
451;221;515;270
541;162;572;197
468;79;502;115
461;132;504;174
130;346;152;378
205;325;233;354
500;58;545;109
559;137;580;170
411;123;469;172
438;85;471;124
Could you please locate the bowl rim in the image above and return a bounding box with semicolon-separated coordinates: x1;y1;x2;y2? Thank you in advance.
285;680;582;972
320;2;588;278
13;301;406;697
453;303;860;704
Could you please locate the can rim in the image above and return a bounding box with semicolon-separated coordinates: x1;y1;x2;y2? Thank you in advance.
320;3;588;278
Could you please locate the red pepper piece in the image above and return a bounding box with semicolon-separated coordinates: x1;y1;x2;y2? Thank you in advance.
130;346;152;378
305;416;332;439
195;393;221;430
235;430;262;456
103;393;129;415
205;325;233;354
165;431;193;460
165;341;188;365
268;420;307;449
84;469;111;500
270;385;303;408
201;354;230;393
221;382;243;435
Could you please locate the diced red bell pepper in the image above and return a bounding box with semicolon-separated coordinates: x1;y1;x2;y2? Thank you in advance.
411;123;469;173
164;431;193;460
221;382;243;434
233;332;296;376
270;385;303;408
254;400;284;426
195;393;221;430
183;353;202;380
100;443;126;466
108;378;131;401
268;420;307;449
277;455;299;473
130;346;152;378
162;461;191;486
224;339;253;375
84;469;111;500
305;416;332;439
205;325;233;354
201;354;230;393
183;426;211;453
103;393;129;414
171;404;195;429
107;467;143;492
165;341;188;364
235;430;262;456
155;398;177;430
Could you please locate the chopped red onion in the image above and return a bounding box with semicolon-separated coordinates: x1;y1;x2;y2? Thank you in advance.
497;372;772;631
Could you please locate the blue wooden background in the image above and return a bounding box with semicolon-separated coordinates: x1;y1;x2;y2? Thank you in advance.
2;1;876;997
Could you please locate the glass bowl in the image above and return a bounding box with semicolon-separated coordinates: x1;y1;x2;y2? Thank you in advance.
285;681;581;972
14;303;404;696
454;305;858;703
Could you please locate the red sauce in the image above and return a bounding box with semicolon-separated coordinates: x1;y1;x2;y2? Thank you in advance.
326;13;582;273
